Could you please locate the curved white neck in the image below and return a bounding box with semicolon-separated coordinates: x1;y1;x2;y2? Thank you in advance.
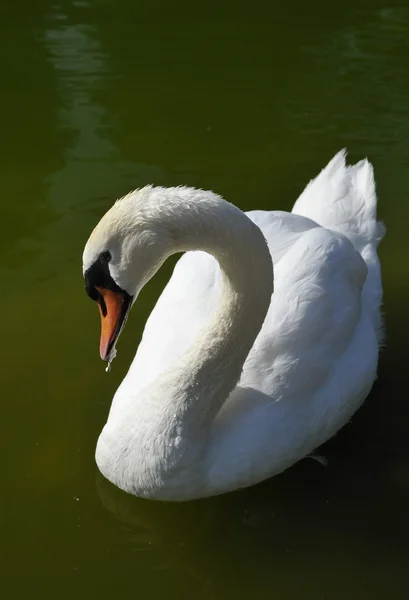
148;190;273;424
98;189;274;496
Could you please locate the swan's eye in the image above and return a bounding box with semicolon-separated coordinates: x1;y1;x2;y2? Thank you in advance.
99;251;111;263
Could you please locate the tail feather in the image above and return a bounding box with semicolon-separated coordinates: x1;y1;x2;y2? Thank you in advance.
292;149;385;252
292;150;385;341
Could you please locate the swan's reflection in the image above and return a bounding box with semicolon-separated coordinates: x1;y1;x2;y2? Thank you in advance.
96;471;216;552
95;471;251;595
95;464;338;598
94;439;409;599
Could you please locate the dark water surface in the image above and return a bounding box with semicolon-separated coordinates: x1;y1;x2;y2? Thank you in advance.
1;0;408;596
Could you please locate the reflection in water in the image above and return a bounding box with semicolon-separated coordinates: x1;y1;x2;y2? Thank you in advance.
41;4;117;263
21;3;166;283
0;1;64;274
96;459;409;600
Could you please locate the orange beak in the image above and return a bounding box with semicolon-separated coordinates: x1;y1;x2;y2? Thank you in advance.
96;287;131;361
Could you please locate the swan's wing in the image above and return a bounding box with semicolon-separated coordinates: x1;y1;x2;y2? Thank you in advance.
119;210;315;396
240;223;369;399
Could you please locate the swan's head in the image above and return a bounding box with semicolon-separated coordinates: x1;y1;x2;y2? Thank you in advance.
82;188;172;364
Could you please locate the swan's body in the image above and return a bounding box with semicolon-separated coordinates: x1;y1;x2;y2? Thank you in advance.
83;150;384;501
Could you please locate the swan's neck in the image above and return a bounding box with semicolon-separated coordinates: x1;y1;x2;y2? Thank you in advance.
98;188;274;496
153;190;273;422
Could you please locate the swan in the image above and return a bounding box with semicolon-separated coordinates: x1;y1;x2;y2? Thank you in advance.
83;150;385;501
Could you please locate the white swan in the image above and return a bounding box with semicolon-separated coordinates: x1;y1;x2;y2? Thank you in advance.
83;150;385;501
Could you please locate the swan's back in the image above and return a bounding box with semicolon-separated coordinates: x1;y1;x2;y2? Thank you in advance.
115;152;384;431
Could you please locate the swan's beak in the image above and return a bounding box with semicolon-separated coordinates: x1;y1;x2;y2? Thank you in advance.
84;259;133;364
95;287;132;362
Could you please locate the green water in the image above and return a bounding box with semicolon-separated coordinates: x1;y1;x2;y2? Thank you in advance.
1;0;408;595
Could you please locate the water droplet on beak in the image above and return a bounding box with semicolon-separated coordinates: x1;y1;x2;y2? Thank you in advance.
105;361;111;373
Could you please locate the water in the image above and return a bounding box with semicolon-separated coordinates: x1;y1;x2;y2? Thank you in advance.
1;0;408;595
